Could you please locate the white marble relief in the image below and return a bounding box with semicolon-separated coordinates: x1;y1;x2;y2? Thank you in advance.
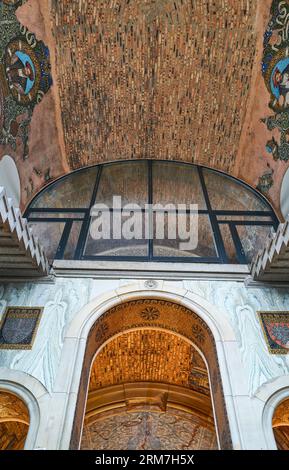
11;288;68;392
89;279;120;301
0;285;7;320
185;280;289;396
0;278;92;392
0;277;289;397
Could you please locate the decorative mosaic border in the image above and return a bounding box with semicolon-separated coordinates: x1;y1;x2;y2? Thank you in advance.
257;311;289;355
0;306;43;350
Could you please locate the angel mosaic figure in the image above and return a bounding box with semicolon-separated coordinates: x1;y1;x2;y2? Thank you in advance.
272;65;289;108
6;51;35;96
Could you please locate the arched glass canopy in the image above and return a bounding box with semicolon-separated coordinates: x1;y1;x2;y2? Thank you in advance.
25;160;278;264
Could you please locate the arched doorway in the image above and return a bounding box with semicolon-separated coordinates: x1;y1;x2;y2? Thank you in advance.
81;329;217;450
272;398;289;450
71;299;232;449
0;391;30;450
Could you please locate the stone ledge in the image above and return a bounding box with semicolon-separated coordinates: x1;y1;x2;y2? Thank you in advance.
53;259;249;280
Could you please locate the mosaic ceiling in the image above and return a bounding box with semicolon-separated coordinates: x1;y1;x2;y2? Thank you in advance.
89;329;209;395
51;0;257;171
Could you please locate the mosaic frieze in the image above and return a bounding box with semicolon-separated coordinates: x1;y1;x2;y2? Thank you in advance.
262;0;289;162
0;0;52;175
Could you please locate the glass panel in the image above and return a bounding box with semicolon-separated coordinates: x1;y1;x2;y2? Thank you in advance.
28;212;86;219
31;167;98;209
153;214;216;258
27;161;277;263
84;210;148;257
203;168;270;212
219;224;238;264
94;161;148;207
236;224;274;263
28;221;65;262
63;221;83;259
153;161;206;209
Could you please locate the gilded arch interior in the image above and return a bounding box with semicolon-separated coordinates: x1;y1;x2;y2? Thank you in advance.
81;329;217;450
0;390;29;450
273;397;289;450
71;299;232;450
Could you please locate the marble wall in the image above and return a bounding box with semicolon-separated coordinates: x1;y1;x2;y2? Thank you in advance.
183;280;289;397
0;277;288;397
0;276;289;449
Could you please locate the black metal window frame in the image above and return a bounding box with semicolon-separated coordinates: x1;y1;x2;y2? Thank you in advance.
25;160;279;265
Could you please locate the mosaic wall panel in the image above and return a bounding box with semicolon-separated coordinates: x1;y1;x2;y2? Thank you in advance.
258;311;289;354
0;278;92;392
0;1;52;142
81;409;217;451
0;306;43;349
262;0;289;163
0;0;67;207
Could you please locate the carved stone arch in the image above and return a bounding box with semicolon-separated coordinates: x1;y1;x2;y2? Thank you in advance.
257;377;289;450
70;299;232;450
0;368;48;450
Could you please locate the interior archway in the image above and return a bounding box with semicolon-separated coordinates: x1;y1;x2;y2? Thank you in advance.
0;391;30;450
81;329;217;450
71;299;232;450
272;398;289;450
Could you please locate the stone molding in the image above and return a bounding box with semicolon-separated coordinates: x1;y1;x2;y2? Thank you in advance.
0;186;49;279
251;217;289;283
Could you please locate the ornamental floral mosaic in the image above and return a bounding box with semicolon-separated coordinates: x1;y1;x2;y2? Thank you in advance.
258;311;289;354
0;0;52;158
262;0;289;162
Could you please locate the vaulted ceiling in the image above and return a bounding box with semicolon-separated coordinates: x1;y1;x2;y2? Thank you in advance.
83;328;216;450
89;329;209;395
1;0;288;216
51;0;257;172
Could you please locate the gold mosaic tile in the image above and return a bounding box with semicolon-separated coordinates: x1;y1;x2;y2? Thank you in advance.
89;329;209;394
51;0;257;171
